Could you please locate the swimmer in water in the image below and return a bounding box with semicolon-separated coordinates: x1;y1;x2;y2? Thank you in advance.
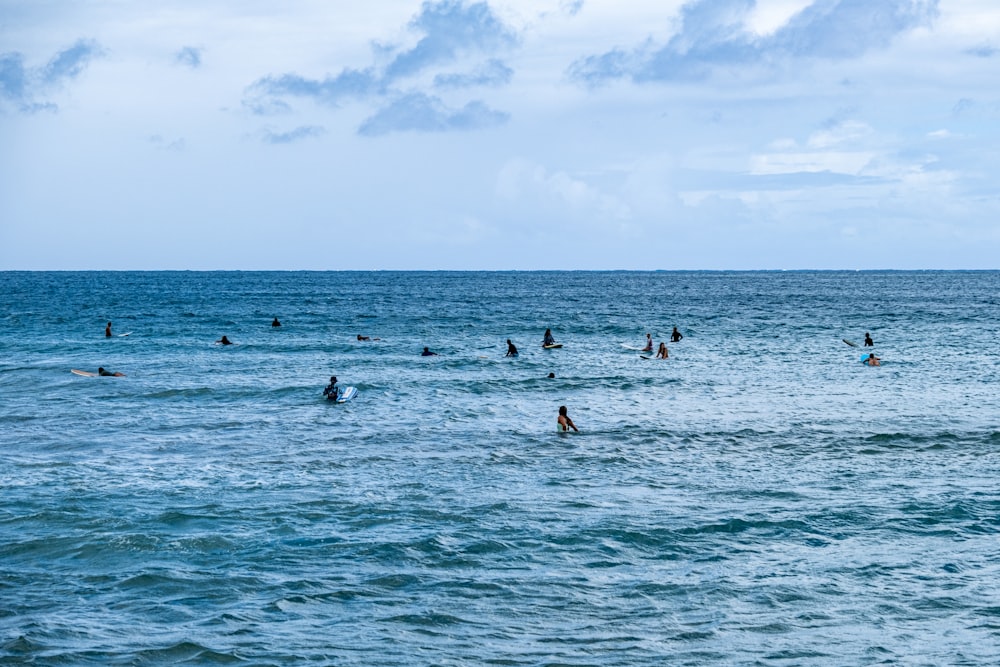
557;405;579;433
272;317;281;327
421;347;438;356
864;354;881;366
670;326;683;342
864;332;874;347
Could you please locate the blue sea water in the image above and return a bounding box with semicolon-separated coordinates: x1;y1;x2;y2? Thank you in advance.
2;270;999;666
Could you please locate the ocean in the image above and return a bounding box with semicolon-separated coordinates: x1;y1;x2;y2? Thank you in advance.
2;270;999;665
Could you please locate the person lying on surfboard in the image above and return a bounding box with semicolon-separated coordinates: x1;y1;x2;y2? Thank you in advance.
98;367;126;377
543;329;556;347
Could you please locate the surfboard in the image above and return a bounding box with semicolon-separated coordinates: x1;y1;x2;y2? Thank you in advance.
71;369;97;377
542;344;563;349
118;332;132;337
621;344;652;352
843;339;858;347
328;386;358;403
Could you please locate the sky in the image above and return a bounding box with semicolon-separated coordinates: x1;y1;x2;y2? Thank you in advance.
1;0;998;270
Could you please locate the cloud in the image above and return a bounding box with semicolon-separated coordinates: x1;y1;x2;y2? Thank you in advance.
261;125;325;144
149;134;186;151
382;0;518;83
965;44;997;58
243;0;517;134
0;39;103;112
358;92;508;136
434;58;512;88
175;46;202;68
569;0;939;85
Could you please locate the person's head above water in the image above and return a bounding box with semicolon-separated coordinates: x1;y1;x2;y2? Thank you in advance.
558;405;568;416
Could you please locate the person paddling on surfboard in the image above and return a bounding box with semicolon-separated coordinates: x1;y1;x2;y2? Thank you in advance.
543;328;556;347
864;332;874;347
98;367;125;377
557;405;579;433
505;339;518;357
323;376;339;400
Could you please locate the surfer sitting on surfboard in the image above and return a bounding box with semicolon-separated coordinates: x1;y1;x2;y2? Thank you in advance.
864;332;874;347
505;339;518;357
655;342;669;359
643;333;653;352
543;328;556;347
323;376;339;400
105;321;112;338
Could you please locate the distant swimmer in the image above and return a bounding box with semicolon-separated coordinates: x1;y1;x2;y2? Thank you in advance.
105;321;112;338
272;317;281;327
421;347;438;356
505;339;518;357
217;335;233;345
864;332;874;347
543;328;556;347
864;353;881;366
323;375;339;400
557;405;579;433
655;342;669;359
548;372;556;379
643;333;653;352
670;327;683;342
98;367;125;377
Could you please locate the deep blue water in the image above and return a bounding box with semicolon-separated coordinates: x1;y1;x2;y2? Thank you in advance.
2;271;999;665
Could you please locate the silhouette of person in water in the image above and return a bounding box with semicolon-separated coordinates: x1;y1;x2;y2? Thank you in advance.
421;347;438;356
272;317;281;327
670;327;683;342
864;332;874;347
323;376;339;400
105;322;112;338
217;335;233;345
506;339;518;357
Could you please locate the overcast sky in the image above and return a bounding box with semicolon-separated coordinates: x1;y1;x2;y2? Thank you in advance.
1;0;997;270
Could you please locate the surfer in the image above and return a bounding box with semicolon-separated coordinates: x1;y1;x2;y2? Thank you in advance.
543;329;556;347
505;339;518;357
421;347;438;356
655;342;669;359
357;334;370;341
642;333;653;352
272;317;281;327
105;321;112;338
864;332;874;347
217;335;233;345
557;405;579;433
323;376;339;400
548;372;555;379
670;327;683;342
864;354;881;366
98;367;125;377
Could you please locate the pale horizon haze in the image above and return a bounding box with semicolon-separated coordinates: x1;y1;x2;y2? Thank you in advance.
1;0;998;270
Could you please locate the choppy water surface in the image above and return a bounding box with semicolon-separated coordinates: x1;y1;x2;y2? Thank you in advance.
2;271;999;665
